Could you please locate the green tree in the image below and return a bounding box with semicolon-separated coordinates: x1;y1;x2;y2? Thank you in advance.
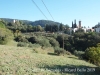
64;24;70;34
48;37;60;47
37;25;43;31
59;24;64;31
85;44;100;66
0;21;5;28
52;24;58;32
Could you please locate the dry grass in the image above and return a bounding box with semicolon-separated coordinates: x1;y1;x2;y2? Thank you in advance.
0;45;98;75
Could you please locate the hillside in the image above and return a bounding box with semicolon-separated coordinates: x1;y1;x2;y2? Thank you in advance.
0;45;99;75
0;18;62;27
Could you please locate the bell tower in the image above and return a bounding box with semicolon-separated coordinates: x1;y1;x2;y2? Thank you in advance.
79;21;81;28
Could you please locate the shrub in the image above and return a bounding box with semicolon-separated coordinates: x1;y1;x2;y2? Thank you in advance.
48;37;60;47
28;36;38;44
32;43;41;48
14;35;28;43
17;42;27;47
28;42;41;48
0;21;5;28
28;42;34;48
85;46;100;66
54;46;65;55
65;51;72;55
0;28;13;45
74;50;85;59
37;38;51;47
52;33;57;39
0;36;8;44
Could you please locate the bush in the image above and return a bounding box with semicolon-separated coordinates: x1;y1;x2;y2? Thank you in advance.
74;50;85;59
15;35;28;43
28;36;38;44
17;42;27;47
52;33;57;39
48;37;60;47
28;42;34;48
37;38;51;47
0;21;5;28
0;36;8;44
85;45;100;66
32;44;41;48
54;46;65;55
65;51;72;55
0;28;13;45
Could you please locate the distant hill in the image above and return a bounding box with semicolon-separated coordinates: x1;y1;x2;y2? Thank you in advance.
0;18;62;27
30;20;61;27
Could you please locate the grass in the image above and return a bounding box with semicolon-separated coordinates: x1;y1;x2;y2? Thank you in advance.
0;45;99;75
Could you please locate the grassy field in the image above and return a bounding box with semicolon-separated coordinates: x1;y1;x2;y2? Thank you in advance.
0;45;99;75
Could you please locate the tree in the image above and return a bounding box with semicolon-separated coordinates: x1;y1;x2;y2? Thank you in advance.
52;24;58;32
85;44;100;66
0;21;5;28
27;25;33;32
45;24;49;32
37;25;43;31
64;24;70;34
59;24;64;31
48;37;60;47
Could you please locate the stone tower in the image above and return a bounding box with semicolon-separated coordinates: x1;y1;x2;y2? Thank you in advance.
79;21;81;28
74;19;77;28
72;21;74;28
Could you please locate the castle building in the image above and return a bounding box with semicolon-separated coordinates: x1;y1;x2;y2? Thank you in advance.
93;23;100;33
69;20;93;34
13;19;16;23
79;21;81;28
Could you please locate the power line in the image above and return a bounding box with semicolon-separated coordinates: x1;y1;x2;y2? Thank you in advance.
31;0;48;20
41;0;55;21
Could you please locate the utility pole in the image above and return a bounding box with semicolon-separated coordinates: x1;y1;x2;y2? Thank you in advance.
63;33;64;50
62;27;66;50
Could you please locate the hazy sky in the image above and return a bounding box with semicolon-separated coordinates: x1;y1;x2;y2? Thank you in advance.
0;0;100;27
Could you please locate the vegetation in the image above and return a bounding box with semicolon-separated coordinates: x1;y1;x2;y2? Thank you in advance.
47;37;60;47
0;18;100;74
85;43;100;66
0;45;99;75
0;21;13;45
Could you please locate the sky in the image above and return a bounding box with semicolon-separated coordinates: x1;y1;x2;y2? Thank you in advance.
0;0;100;28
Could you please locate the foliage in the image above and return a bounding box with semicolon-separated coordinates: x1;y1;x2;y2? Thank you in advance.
37;25;43;31
28;42;34;48
28;43;41;48
45;24;58;32
28;36;38;44
85;44;100;66
0;28;13;45
59;24;64;31
72;32;100;51
0;36;8;44
37;38;51;47
74;50;85;59
48;37;60;47
54;46;65;55
0;21;5;28
17;42;27;47
56;34;68;48
75;28;84;33
14;35;28;43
